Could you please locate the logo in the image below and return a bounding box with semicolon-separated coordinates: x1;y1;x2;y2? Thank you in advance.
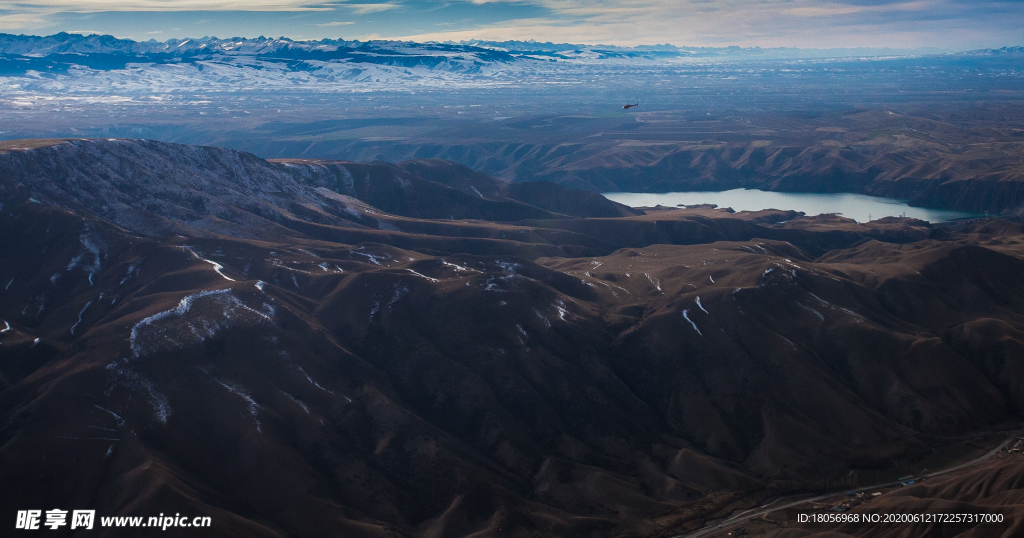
15;510;94;530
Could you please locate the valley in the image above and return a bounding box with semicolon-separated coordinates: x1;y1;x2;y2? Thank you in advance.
1;34;1023;220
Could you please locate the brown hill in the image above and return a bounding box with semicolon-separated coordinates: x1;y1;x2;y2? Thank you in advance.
268;109;1024;216
756;455;1024;538
1;139;1024;537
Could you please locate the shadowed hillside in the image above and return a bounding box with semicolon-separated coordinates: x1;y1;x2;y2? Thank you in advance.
1;139;1023;537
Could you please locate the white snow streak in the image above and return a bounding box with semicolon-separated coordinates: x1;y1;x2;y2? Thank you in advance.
94;405;125;427
442;260;478;272
70;301;93;335
838;307;865;323
797;302;824;321
294;365;332;393
282;390;310;413
553;300;568;320
682;309;702;336
695;296;708;314
369;300;380;321
68;231;102;284
183;247;235;281
801;292;863;322
318;262;342;273
129;289;229;357
128;288;273;359
407;269;439;282
105;358;172;423
533;308;551;329
807;292;831;307
353;247;388;265
388;284;409;309
213;378;262;433
120;258;143;285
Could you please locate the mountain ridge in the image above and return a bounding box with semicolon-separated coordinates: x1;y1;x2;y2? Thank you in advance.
3;138;1024;536
4;32;1003;61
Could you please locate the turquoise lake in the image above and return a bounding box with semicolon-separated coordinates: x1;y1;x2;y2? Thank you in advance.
603;189;982;223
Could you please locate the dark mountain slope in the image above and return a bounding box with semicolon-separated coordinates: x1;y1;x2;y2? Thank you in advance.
396;158;508;199
396;160;642;218
0;139;932;259
505;180;642;218
275;109;1024;216
274;158;565;222
2;140;1024;537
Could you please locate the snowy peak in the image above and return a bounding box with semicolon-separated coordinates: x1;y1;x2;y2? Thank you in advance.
0;33;1017;94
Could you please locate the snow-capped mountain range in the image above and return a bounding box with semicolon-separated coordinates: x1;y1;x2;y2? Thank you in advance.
0;33;529;93
2;32;1020;95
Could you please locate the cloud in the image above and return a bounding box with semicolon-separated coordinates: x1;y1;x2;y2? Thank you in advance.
783;0;932;18
0;12;51;30
337;3;400;14
390;0;1021;48
0;0;1019;48
4;0;337;12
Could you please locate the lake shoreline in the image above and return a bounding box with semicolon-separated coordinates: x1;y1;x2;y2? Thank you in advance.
604;188;984;224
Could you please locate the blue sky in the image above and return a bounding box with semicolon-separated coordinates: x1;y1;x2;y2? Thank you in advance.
0;0;1021;49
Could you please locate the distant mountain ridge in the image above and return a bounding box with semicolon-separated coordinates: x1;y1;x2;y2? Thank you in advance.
0;32;976;60
0;32;1020;81
0;31;1019;103
0;32;519;80
0;32;519;62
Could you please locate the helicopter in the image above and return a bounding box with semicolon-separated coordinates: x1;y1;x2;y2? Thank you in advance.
622;103;639;109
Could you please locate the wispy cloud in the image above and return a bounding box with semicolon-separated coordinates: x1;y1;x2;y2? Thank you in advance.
6;0;337;12
0;12;51;30
391;0;1021;48
783;0;933;18
338;3;400;14
0;0;1019;48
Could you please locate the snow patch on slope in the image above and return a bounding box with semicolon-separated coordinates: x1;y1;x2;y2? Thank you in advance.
128;288;274;359
183;246;235;281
